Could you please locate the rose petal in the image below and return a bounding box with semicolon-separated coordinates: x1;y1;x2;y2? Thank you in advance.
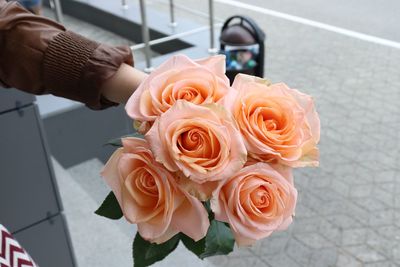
137;213;175;243
195;55;227;78
171;190;209;241
101;148;124;204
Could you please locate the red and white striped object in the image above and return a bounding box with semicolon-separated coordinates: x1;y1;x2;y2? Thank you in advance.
0;224;37;267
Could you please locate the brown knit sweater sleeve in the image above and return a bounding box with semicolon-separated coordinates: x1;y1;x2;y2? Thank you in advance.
0;0;133;109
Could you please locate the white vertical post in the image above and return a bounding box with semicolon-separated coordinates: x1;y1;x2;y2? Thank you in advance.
208;0;218;54
121;0;128;10
139;0;153;72
169;0;177;27
50;0;64;23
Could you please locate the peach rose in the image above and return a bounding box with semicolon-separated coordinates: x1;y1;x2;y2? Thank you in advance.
126;55;230;132
227;74;320;167
146;100;247;185
101;137;209;243
211;163;297;246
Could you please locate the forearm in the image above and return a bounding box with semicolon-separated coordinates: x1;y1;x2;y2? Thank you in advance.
101;64;148;104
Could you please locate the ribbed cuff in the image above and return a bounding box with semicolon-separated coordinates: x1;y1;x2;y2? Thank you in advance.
43;31;101;107
43;31;133;110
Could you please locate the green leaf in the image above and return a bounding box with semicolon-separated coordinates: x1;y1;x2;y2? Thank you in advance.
104;132;144;147
105;137;124;147
180;233;206;258
94;192;123;220
203;201;214;221
133;233;180;267
179;202;234;259
199;219;235;259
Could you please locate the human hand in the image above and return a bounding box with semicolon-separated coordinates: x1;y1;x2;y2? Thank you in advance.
101;63;148;104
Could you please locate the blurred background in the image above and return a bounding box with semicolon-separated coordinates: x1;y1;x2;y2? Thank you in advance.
1;0;399;266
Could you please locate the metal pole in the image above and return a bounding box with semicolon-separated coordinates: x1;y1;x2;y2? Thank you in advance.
208;0;218;54
121;0;128;10
50;0;64;23
169;0;177;27
139;0;153;72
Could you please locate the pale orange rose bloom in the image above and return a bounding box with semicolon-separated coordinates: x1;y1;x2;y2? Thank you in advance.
101;137;209;243
146;100;247;186
226;74;320;167
126;54;231;133
211;163;297;246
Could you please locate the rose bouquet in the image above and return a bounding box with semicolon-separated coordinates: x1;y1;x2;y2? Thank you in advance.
95;55;320;267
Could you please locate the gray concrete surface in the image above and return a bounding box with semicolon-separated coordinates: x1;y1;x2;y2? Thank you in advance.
234;0;400;42
53;159;134;267
47;1;400;266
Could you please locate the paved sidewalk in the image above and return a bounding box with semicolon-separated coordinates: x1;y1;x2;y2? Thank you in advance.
204;2;400;266
232;0;400;42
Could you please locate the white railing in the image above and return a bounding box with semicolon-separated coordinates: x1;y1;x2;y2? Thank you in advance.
48;0;220;72
49;0;63;23
135;0;220;71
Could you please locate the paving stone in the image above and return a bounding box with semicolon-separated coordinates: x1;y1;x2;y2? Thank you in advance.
318;219;343;246
364;262;398;267
346;245;387;263
326;214;365;230
395;212;400;228
342;202;371;225
336;251;363;267
252;232;291;256
206;256;268;267
373;187;395;208
352;197;388;212
307;175;331;189
262;254;300;267
293;204;319;219
311;187;343;202
285;238;313;266
294;232;333;249
372;169;398;184
394;195;400;208
228;246;255;258
312;200;347;216
368;209;395;227
392;243;400;261
348;184;375;198
330;179;350;197
342;228;368;246
367;235;400;260
309;248;337;267
366;229;398;259
292;217;320;233
375;226;400;241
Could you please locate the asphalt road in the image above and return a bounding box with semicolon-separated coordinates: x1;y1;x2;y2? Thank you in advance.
238;0;400;42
